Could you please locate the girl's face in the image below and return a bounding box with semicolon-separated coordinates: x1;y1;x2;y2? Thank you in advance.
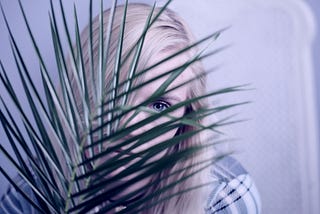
109;51;194;198
123;51;193;153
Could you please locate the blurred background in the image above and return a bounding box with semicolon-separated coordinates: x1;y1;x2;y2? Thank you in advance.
0;0;319;213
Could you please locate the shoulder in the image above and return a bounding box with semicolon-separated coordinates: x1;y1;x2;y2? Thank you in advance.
205;156;261;214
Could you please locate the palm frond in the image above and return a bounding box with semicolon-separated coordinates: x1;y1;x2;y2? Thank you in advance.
0;0;247;213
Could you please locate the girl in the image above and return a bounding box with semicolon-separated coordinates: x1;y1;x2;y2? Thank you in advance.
0;3;260;214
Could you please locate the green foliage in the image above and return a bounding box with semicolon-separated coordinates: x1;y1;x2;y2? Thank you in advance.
0;0;246;213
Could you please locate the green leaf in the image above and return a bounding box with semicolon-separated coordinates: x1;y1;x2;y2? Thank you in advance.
0;0;247;212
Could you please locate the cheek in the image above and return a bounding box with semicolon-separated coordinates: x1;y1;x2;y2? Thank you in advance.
132;127;179;154
159;128;178;142
129;107;185;153
145;127;179;162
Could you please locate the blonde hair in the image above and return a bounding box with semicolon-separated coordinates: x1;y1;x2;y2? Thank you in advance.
66;3;211;213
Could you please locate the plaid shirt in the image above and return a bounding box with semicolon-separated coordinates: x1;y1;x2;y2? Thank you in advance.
0;156;261;213
205;156;261;213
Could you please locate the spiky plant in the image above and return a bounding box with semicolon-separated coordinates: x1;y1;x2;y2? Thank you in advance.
0;0;246;213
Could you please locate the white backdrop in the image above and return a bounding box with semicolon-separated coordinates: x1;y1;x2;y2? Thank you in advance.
0;0;319;213
169;0;320;213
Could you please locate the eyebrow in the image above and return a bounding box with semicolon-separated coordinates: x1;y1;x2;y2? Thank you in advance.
160;95;182;103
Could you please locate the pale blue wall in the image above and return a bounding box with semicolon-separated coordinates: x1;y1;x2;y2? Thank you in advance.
307;0;320;172
308;0;320;128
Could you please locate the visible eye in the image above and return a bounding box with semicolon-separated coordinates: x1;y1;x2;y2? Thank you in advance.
150;100;171;112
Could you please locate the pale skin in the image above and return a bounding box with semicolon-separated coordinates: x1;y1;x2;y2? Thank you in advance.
107;51;194;202
124;51;193;152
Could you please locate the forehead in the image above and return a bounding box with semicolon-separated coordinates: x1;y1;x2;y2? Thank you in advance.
143;51;194;92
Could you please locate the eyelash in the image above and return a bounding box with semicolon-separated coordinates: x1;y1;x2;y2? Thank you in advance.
149;100;171;112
